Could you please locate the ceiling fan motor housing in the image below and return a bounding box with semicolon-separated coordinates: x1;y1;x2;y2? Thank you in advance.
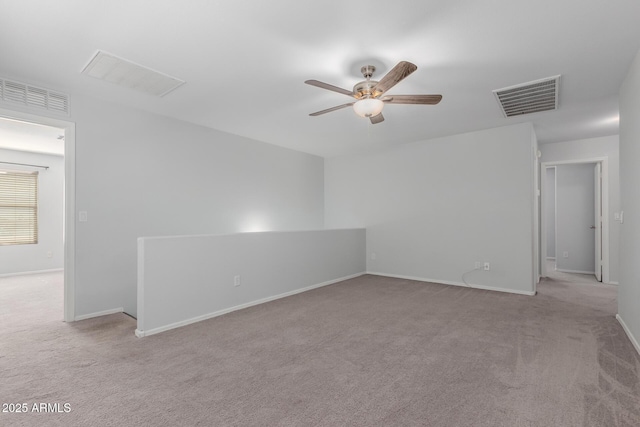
354;65;383;99
353;80;382;99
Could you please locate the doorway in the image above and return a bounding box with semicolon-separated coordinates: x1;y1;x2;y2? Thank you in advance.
540;158;609;284
0;108;76;321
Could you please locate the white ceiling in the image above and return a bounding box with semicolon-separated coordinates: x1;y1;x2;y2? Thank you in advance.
1;0;638;158
0;117;64;156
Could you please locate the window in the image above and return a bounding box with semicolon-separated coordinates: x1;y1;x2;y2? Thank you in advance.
0;170;38;245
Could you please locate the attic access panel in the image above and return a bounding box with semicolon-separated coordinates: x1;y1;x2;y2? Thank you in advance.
82;51;185;97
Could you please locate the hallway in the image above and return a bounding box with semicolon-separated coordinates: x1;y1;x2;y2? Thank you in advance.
545;259;601;285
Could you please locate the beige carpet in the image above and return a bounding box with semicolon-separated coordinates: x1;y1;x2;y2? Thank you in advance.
1;271;639;426
545;258;600;284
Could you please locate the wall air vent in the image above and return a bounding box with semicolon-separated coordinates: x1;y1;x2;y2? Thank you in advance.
0;78;69;115
493;75;560;117
81;50;185;97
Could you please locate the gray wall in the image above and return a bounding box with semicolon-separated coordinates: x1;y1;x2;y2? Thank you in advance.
540;135;620;283
137;228;366;336
0;149;64;275
325;123;536;295
619;48;640;351
555;164;595;274
68;93;324;318
545;167;556;258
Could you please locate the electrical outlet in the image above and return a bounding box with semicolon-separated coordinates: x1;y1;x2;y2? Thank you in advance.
475;262;482;269
483;262;490;271
563;251;569;258
233;275;241;287
46;251;52;258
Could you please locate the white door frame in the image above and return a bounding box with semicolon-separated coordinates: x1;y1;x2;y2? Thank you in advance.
542;165;558;271
0;107;76;322
594;163;602;281
540;157;610;283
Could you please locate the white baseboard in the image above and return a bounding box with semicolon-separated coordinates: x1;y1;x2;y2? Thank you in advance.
366;272;536;296
136;272;365;338
616;314;640;356
555;268;595;275
607;281;619;285
0;268;63;278
546;257;556;260
75;307;124;321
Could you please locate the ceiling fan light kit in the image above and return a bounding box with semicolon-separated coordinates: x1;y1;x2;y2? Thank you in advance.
305;61;442;124
353;98;384;117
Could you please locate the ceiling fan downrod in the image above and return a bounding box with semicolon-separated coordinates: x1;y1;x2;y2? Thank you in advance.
361;65;376;80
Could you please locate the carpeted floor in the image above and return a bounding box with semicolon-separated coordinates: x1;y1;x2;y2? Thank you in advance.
545;258;600;284
1;271;639;426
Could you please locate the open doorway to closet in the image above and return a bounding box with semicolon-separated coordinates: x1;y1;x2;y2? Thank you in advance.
541;158;609;283
0;109;76;321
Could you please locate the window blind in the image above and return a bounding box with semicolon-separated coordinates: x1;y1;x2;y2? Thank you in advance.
0;170;38;245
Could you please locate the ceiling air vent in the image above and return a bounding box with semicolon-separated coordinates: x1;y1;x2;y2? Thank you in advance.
493;75;560;117
0;78;70;115
81;51;185;97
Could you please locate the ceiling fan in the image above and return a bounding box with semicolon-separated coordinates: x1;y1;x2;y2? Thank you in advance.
305;61;442;124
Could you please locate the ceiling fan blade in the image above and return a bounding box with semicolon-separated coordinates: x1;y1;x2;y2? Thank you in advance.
384;94;442;105
309;102;355;116
305;80;354;97
370;113;384;124
374;61;417;95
